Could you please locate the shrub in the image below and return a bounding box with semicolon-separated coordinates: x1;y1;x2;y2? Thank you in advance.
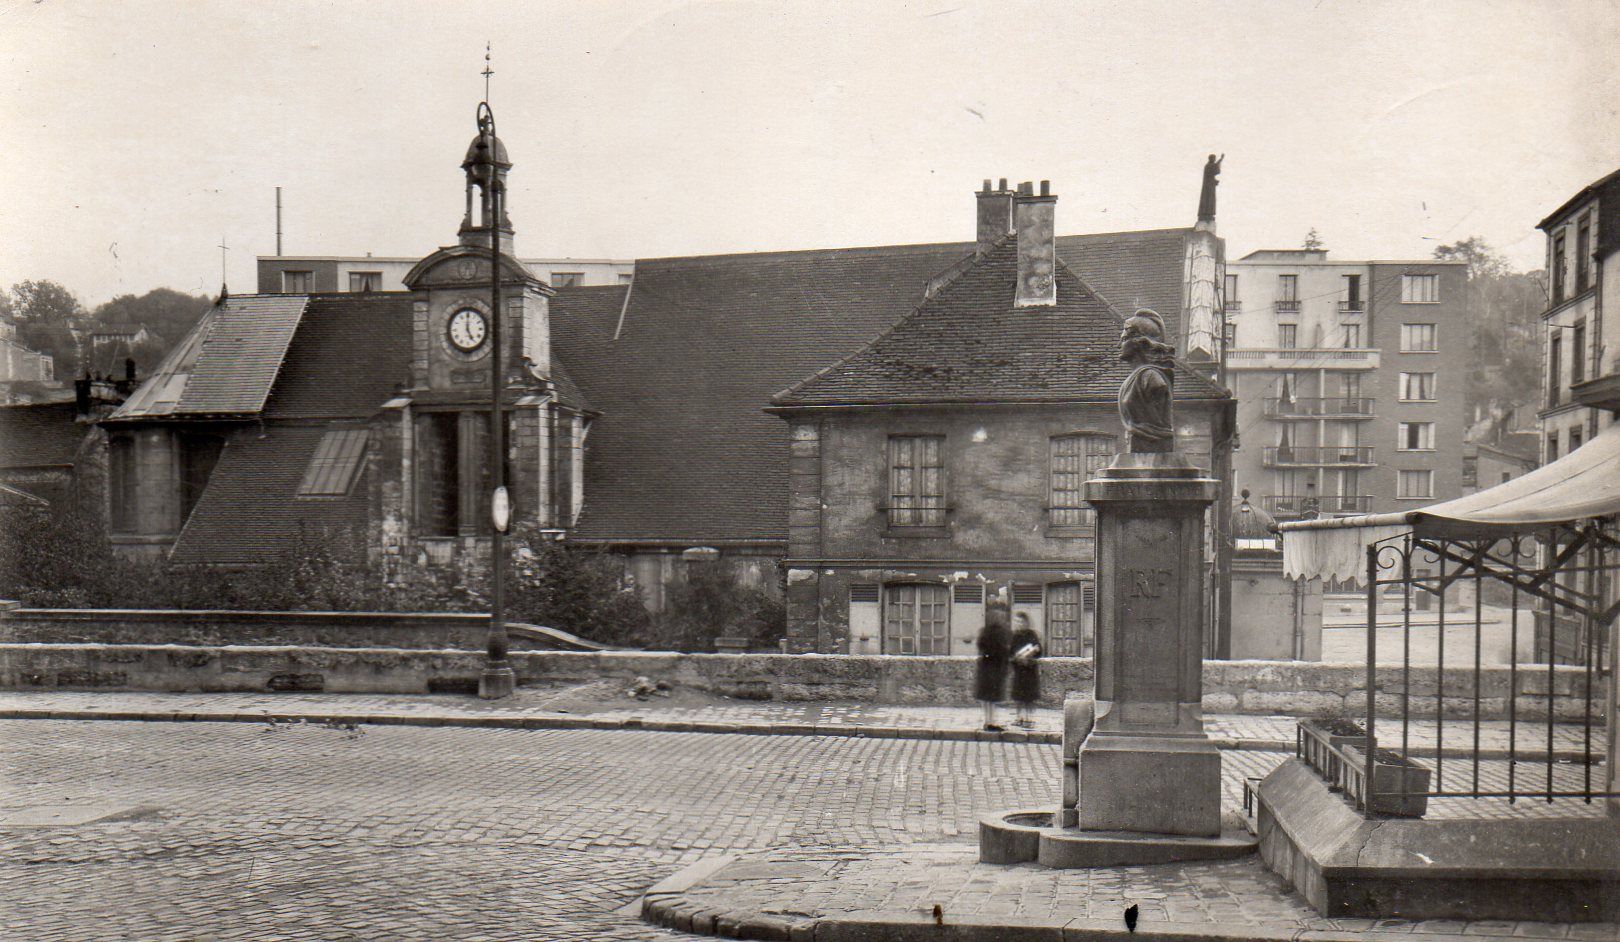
650;561;785;653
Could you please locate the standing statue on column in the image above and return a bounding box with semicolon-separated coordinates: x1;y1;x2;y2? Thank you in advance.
1197;153;1223;223
1118;309;1176;453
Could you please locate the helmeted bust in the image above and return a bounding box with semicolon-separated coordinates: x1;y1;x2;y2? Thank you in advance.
1118;308;1176;453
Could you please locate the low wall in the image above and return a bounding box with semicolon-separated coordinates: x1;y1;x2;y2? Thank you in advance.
0;607;598;651
0;646;1603;719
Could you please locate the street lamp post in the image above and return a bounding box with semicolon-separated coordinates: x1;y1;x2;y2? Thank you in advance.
476;101;515;700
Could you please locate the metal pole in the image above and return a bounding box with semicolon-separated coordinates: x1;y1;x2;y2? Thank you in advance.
479;104;514;700
275;187;283;257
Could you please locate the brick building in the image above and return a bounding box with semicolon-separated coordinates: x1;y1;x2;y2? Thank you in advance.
99;116;1236;655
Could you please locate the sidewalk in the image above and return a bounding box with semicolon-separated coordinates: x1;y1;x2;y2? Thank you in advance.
635;846;1620;942
0;685;1602;759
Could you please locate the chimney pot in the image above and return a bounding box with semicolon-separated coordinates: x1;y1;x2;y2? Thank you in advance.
982;179;992;193
1040;180;1050;196
998;178;1008;190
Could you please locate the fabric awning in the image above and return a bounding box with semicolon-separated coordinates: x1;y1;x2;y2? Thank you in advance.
1280;420;1620;583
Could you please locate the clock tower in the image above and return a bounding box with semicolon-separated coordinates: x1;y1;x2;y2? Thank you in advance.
372;111;570;572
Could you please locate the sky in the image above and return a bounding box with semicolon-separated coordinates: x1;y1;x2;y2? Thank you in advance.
2;0;1617;306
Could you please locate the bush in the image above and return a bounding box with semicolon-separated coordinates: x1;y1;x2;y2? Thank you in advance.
650;561;785;653
505;531;651;646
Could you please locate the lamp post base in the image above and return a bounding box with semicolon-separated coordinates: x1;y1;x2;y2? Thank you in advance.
479;663;516;700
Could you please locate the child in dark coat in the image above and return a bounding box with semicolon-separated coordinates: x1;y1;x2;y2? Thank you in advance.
975;601;1012;731
1009;612;1043;728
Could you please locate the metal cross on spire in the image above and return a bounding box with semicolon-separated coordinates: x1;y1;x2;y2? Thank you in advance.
482;43;493;104
218;234;229;297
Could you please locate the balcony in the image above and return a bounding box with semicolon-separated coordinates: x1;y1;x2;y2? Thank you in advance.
1262;397;1376;419
1264;495;1374;519
1274;299;1301;314
1571;373;1620;412
1227;348;1381;371
1263;445;1376;468
1225;299;1242;313
1337;300;1365;315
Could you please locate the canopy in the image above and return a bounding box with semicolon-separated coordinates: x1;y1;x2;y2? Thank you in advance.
1281;420;1620;583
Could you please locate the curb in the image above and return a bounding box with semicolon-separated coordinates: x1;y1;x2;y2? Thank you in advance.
638;889;1539;941
0;708;1598;762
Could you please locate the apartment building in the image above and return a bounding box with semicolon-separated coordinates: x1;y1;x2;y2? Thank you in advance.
1539;167;1620;463
1224;250;1469;521
256;255;633;294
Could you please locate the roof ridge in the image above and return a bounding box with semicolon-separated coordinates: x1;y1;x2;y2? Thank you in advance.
770;239;1013;405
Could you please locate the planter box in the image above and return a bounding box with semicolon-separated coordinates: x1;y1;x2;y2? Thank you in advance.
1341;744;1431;818
1297;718;1367;792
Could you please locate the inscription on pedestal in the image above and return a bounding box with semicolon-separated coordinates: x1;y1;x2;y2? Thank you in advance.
1115;522;1181;705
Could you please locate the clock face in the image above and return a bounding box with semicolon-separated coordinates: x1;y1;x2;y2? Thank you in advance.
446;307;488;352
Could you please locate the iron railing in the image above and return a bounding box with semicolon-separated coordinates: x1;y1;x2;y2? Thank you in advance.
1264;495;1373;518
1314;523;1617;816
1337;300;1364;314
1275;299;1301;313
1263;397;1375;419
1263;445;1376;467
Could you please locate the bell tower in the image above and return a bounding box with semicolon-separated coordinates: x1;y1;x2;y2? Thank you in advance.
401;108;552;393
457;113;516;253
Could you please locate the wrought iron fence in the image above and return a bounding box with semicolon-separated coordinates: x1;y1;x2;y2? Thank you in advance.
1321;521;1617;815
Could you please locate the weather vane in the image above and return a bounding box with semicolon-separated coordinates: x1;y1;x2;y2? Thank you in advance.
482;43;493;104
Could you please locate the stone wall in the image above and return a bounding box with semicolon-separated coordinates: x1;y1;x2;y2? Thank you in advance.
0;645;1602;719
0;608;595;651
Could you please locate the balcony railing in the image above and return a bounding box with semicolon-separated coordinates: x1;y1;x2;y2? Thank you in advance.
1262;397;1375;419
1225;299;1242;313
1337;300;1364;314
1264;494;1373;518
1274;299;1301;314
1227;348;1381;371
1263;445;1376;468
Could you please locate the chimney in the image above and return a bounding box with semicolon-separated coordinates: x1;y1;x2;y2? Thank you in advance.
1014;180;1057;307
975;177;1014;253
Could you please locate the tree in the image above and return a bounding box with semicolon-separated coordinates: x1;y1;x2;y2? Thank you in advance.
1302;228;1326;251
90;288;213;374
6;280;86;376
1433;238;1547;440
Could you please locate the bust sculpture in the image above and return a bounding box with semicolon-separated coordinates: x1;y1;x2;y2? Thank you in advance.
1118;308;1176;453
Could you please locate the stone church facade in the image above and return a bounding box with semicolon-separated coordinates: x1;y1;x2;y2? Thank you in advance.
100;117;1232;655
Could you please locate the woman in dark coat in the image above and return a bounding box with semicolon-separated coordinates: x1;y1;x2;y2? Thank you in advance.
1008;612;1043;728
975;601;1012;731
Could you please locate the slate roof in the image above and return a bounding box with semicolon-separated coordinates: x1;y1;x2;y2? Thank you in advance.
0;401;84;469
110;295;308;420
773;239;1224;406
550;242;977;544
548;229;1197;544
168;425;368;566
262;294;413;419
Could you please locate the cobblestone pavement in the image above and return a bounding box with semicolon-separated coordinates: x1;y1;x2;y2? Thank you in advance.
0;720;1607;940
667;846;1620;939
1;720;1057;941
0;688;1601;756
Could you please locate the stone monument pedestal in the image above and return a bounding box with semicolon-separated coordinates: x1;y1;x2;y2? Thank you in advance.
1078;451;1220;837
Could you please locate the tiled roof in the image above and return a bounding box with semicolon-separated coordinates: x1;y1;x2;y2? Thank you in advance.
169;425;368;566
0;401;84;469
547;231;1199;544
110;295;308;420
262;294;413;419
550;242;974;544
773;240;1225;406
1055;229;1191;343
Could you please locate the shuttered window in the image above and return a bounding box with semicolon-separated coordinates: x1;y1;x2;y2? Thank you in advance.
298;428;369;497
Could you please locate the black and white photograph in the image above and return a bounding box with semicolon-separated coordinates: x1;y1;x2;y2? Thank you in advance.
1;2;1618;939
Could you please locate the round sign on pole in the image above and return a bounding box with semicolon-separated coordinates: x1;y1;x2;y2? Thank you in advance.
491;485;511;533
